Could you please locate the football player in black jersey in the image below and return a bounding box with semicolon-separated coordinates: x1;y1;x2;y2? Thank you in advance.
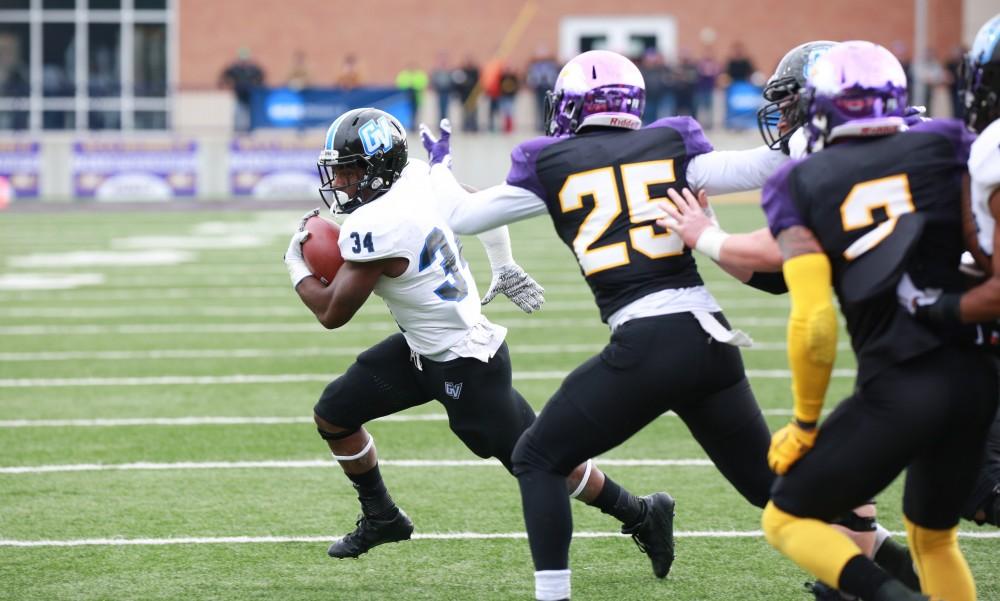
756;41;997;601
661;41;926;601
422;49;789;601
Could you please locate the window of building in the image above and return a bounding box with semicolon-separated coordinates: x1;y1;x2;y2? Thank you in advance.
0;0;173;130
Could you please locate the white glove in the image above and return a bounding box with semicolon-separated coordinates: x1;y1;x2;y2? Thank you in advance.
284;209;319;288
896;272;941;315
481;264;545;313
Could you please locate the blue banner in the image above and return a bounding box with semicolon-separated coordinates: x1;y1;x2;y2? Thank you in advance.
724;82;765;130
249;87;414;130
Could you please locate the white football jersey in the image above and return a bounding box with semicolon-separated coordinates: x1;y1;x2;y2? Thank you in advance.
338;161;500;358
970;119;1000;256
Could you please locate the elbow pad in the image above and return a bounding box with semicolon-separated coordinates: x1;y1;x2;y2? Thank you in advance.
745;271;788;295
784;253;838;424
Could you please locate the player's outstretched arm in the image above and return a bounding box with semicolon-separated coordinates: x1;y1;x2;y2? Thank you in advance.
686;145;789;196
476;225;545;313
768;225;837;475
660;187;783;272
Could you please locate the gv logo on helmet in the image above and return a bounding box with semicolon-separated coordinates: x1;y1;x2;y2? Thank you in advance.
359;117;395;156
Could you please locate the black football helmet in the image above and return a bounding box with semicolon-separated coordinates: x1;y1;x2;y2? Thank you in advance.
962;14;1000;133
757;41;837;152
318;107;408;213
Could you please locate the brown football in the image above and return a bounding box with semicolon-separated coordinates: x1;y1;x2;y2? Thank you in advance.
302;215;344;285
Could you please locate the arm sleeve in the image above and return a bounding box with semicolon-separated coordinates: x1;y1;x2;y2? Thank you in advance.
477;226;516;269
745;271;788;295
430;162;548;235
783;252;838;425
686;145;789;195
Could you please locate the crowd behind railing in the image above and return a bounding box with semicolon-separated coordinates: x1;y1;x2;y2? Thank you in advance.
216;40;972;134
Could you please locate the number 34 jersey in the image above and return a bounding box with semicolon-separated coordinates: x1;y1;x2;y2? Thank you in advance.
337;162;489;358
762;119;975;383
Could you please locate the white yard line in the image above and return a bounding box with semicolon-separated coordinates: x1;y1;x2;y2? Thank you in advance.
0;458;714;474
0;408;807;428
0;316;802;336
0;530;995;548
0;342;851;362
0;299;788;318
0;369;857;388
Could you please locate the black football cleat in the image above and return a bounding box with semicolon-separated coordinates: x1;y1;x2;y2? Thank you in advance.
623;492;676;579
806;581;855;600
871;580;931;601
327;508;414;559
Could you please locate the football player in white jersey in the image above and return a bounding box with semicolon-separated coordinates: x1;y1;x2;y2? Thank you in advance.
283;108;676;574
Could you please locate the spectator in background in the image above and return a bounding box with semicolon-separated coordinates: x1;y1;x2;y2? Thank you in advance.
917;48;945;116
430;51;454;124
696;46;721;129
286;49;310;91
336;54;363;89
945;44;967;119
481;58;504;132
453;54;480;132
725;41;755;83
525;46;560;132
674;48;699;118
396;62;428;131
499;66;519;133
639;49;670;124
219;47;265;132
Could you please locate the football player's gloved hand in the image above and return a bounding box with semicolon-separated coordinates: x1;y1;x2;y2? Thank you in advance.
768;421;818;475
284;209;318;288
897;274;961;325
419;118;453;169
481;263;545;313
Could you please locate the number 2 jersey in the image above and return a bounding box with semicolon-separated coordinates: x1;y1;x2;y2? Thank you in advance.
763;119;975;383
504;117;719;324
336;160;505;360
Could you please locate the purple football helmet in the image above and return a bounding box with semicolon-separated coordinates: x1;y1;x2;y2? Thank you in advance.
804;41;908;148
544;50;645;137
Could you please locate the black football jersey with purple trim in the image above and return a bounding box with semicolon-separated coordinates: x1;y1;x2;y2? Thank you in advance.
504;117;714;322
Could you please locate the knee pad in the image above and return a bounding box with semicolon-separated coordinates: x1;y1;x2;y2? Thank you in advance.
316;426;359;441
831;509;877;533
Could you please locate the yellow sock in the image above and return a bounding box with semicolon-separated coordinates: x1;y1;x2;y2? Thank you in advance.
762;501;863;588
904;518;975;601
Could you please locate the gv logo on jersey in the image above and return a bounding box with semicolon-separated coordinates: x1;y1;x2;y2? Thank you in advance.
358;117;394;156
444;381;463;399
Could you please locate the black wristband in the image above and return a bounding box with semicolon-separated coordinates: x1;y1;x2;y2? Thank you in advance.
925;292;962;325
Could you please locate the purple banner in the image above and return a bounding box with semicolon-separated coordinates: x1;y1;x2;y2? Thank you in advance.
72;140;199;200
229;138;317;199
0;141;40;199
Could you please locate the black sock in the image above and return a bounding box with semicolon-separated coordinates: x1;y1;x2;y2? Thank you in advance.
592;476;646;528
838;555;892;600
346;464;397;518
873;538;920;591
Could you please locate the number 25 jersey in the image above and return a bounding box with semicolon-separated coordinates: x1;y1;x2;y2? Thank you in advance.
337;162;487;357
504;117;715;323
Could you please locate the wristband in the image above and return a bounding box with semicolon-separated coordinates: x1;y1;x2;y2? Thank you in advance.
288;262;313;289
925;292;962;325
694;226;731;262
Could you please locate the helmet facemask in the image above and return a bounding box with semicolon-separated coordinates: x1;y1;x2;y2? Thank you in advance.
757;77;809;152
318;153;391;214
962;57;1000;133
